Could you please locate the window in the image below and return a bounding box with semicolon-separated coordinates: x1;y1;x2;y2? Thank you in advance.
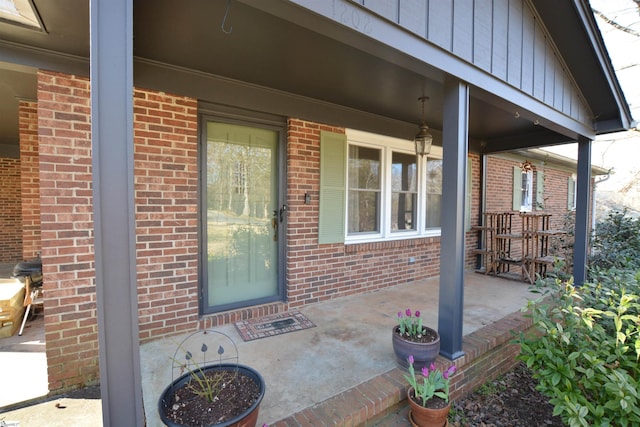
568;174;577;210
513;166;533;212
319;129;473;244
348;145;381;233
521;170;533;211
344;129;443;242
391;152;417;231
425;158;442;229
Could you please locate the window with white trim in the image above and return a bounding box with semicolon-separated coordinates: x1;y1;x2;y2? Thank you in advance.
568;174;577;210
345;129;443;242
521;169;533;212
425;158;442;229
513;165;533;212
347;145;381;234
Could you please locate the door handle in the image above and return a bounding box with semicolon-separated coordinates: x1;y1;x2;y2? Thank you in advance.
272;210;278;241
279;204;287;222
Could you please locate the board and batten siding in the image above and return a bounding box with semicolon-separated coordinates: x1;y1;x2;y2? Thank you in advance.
354;0;591;126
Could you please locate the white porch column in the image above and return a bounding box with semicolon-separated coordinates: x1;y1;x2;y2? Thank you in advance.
437;78;469;360
90;0;144;425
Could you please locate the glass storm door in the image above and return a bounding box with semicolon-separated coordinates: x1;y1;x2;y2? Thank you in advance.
203;121;281;311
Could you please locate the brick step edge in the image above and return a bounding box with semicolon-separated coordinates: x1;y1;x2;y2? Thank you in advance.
272;367;408;427
271;308;533;427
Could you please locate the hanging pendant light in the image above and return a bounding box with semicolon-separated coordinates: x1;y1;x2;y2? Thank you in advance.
414;96;433;157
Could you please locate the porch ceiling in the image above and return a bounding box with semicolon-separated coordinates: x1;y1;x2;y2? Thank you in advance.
0;0;626;155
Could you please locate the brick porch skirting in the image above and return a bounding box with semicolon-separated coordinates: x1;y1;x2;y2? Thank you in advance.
271;309;532;426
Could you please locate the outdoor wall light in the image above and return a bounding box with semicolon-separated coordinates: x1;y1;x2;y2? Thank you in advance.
414;96;433;157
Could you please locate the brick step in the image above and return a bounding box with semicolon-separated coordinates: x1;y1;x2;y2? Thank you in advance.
271;309;534;427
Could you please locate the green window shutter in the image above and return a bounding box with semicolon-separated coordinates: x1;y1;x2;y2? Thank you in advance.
319;131;346;244
512;166;522;211
568;176;575;210
535;170;544;210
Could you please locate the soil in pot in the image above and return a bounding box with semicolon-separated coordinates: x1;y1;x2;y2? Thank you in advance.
394;325;439;343
409;389;449;410
163;369;261;427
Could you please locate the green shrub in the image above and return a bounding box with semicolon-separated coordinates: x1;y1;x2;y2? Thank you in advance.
590;211;640;271
517;272;640;427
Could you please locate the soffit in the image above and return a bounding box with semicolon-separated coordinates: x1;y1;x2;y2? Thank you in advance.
0;0;626;152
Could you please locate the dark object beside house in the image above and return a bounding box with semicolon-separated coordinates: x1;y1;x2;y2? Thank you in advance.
12;258;43;286
12;257;43;336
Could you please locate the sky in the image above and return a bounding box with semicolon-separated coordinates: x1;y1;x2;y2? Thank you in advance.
545;0;640;192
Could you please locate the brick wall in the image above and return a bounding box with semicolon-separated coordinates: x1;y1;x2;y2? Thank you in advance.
19;100;41;260
484;155;575;227
38;70;98;391
466;153;481;269
0;157;22;262
478;155;578;274
38;70;204;391
133;88;200;341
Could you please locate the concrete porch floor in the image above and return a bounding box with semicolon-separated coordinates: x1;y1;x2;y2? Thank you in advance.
0;271;537;426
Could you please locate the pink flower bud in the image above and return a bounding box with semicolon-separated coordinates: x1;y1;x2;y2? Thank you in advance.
397;311;402;318
415;310;420;318
406;308;412;317
408;355;414;365
430;362;436;372
444;365;456;379
421;366;429;377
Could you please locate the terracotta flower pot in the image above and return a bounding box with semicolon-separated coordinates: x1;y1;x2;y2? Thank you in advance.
392;325;440;370
407;387;450;427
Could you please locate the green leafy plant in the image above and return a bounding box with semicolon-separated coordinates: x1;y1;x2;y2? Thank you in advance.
397;308;424;339
476;381;505;396
517;273;640;427
404;355;456;406
175;344;231;403
590;210;640;272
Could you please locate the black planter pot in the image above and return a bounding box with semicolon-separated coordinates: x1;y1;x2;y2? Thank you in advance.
158;363;266;427
392;326;440;370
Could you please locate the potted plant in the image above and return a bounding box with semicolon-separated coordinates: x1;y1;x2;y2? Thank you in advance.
405;355;456;427
158;330;266;427
392;308;440;370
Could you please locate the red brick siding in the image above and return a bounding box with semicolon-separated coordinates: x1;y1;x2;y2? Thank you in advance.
477;156;582;272
133;88;200;341
485;156;516;213
19;100;41;259
38;70;206;390
538;165;575;229
484;156;576;224
35;71;586;393
285;119;442;308
0;157;22;262
465;153;481;269
38;70;98;391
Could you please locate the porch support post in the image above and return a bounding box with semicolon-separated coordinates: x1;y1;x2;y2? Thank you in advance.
438;78;469;360
90;0;144;425
573;137;592;286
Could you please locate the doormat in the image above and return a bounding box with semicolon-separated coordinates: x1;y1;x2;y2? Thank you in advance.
234;311;315;342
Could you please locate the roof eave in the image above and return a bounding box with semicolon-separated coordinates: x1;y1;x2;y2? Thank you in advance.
573;0;634;134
